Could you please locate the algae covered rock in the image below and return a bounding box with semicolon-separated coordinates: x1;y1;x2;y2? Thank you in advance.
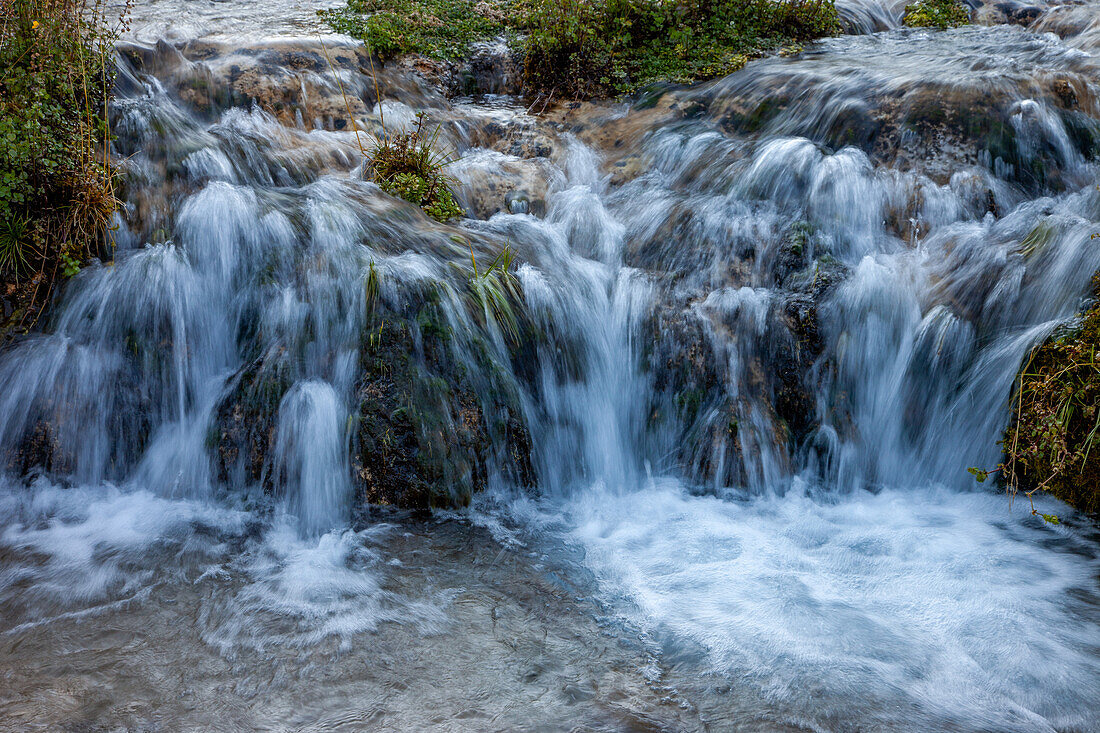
999;274;1100;515
214;271;533;511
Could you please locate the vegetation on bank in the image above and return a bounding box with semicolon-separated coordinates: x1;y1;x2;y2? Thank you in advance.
970;274;1100;518
321;0;841;97
902;0;970;29
0;0;120;336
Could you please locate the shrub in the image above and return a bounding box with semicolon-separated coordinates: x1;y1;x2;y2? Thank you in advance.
0;0;119;334
366;114;464;222
525;0;838;97
523;0;840;97
903;0;970;29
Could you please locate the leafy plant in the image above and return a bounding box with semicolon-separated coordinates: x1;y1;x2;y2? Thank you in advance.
320;0;516;59
523;0;839;97
903;0;969;29
0;0;121;333
60;246;81;277
366;113;464;222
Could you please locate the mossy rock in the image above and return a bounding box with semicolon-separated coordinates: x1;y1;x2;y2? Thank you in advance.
1003;274;1100;515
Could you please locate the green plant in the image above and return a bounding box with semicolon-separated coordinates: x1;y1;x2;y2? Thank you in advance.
521;0;839;97
0;217;37;276
320;0;516;60
60;246;81;277
903;0;969;29
0;0;121;333
322;0;840;98
466;242;520;342
366;259;381;309
366;113;464;222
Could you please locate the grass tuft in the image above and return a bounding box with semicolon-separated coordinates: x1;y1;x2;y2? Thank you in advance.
366;113;464;222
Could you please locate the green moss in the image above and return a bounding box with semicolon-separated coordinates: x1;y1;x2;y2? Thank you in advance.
675;388;705;423
902;0;969;29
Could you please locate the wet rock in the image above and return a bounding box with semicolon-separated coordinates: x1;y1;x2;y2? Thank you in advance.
684;26;1100;190
214;281;534;510
119;39;448;128
448;152;556;219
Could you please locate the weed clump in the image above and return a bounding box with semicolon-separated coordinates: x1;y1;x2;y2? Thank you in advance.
0;0;120;336
903;0;970;29
365;114;463;222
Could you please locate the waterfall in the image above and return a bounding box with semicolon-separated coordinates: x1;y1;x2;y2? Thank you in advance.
0;15;1099;732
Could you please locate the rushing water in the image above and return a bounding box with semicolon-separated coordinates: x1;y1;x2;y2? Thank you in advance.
2;2;1100;731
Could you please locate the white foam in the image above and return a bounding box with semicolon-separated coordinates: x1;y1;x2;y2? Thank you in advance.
510;479;1100;731
0;476;246;625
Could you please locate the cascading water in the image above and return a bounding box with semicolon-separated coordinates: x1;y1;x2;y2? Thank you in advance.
2;4;1100;730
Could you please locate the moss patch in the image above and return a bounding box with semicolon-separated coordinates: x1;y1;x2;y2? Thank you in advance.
987;273;1100;516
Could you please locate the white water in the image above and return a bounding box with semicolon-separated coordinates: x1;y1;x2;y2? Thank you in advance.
482;480;1100;731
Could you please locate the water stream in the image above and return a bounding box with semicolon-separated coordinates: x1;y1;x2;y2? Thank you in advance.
2;2;1100;730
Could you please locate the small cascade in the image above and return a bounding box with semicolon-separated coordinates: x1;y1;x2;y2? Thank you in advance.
272;380;352;535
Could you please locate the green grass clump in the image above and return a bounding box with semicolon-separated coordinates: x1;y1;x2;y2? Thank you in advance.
524;0;839;97
366;114;463;222
320;0;516;59
903;0;970;29
321;0;840;97
0;0;119;334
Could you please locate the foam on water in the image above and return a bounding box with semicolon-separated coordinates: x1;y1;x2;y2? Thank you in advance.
0;477;445;653
0;477;246;628
495;480;1100;732
201;520;449;653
